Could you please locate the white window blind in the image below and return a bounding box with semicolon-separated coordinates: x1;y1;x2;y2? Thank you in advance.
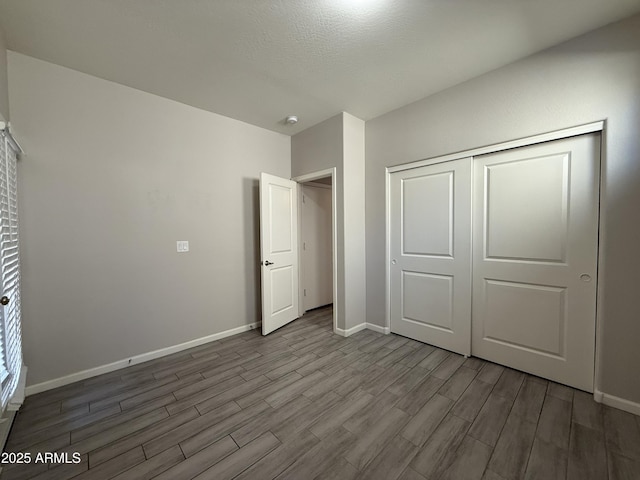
0;129;23;411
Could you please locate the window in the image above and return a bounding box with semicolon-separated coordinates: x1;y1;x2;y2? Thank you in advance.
0;126;23;411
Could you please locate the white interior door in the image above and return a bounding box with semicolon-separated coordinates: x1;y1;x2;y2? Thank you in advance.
301;184;333;311
390;158;472;355
472;134;600;391
260;173;299;335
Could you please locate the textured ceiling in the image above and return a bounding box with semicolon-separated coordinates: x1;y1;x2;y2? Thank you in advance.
1;0;640;135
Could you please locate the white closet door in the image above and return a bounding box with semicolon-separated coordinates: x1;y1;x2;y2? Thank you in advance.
390;158;472;355
472;133;600;391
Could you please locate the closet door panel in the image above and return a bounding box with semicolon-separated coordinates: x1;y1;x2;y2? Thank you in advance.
472;133;600;391
390;158;472;355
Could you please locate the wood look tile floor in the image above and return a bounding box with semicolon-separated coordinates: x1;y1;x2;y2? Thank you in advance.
3;306;640;480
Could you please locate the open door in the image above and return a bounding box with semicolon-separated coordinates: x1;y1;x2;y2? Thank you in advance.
260;173;299;335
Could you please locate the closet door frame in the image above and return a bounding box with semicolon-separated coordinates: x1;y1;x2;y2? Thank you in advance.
385;120;606;395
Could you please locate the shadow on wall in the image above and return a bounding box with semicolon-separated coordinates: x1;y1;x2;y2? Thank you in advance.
243;177;262;324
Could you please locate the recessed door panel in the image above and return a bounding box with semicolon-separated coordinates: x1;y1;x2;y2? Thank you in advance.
483;280;566;357
390;158;472;355
473;134;600;391
270;266;294;315
485;154;569;263
402;272;453;331
402;173;453;257
269;184;293;254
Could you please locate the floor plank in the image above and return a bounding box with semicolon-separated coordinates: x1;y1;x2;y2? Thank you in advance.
438;435;493;480
192;431;280;480
401;393;453;447
567;422;608;480
524;437;567;480
409;413;470;479
487;411;537;479
536;394;572;449
467;392;512;447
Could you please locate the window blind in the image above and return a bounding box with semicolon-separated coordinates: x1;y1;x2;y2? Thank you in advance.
0;130;23;411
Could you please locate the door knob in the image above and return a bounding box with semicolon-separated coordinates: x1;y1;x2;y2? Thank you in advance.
264;261;274;266
580;274;592;282
0;296;9;306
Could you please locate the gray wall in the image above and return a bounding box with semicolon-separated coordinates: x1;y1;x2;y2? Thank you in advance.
0;24;9;121
9;52;291;387
292;114;347;329
292;113;366;331
342;113;366;331
365;14;640;403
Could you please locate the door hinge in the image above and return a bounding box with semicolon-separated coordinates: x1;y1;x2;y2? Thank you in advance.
304;289;307;296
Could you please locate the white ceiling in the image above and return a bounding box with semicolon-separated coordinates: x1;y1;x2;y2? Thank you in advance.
1;0;640;135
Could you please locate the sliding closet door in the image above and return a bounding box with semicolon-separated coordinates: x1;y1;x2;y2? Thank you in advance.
390;158;472;355
472;134;600;391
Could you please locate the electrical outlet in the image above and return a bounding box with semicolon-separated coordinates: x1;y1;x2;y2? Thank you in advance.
177;241;189;253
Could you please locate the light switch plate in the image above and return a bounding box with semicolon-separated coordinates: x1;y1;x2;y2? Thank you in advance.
177;241;189;253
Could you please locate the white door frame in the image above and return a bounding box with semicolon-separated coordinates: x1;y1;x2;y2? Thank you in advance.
385;120;607;398
293;168;338;335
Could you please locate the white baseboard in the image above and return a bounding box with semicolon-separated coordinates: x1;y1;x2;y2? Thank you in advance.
594;389;640;416
334;323;367;337
334;322;392;337
26;322;261;396
366;323;390;334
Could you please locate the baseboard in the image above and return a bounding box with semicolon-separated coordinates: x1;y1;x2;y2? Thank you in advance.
366;323;390;334
26;322;261;396
334;323;367;337
594;389;640;416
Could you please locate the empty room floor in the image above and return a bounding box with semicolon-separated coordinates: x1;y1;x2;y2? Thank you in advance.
3;306;640;480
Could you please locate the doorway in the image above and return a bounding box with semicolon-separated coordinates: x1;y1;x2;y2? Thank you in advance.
259;168;338;335
294;168;337;333
300;181;333;312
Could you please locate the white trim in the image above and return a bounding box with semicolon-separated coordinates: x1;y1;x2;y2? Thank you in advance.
385;167;392;334
334;322;390;337
0;121;24;155
335;322;367;337
387;121;604;174
25;322;260;396
293;168;338;335
594;389;640;416
304;182;332;190
593;121;608;401
366;323;390;335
